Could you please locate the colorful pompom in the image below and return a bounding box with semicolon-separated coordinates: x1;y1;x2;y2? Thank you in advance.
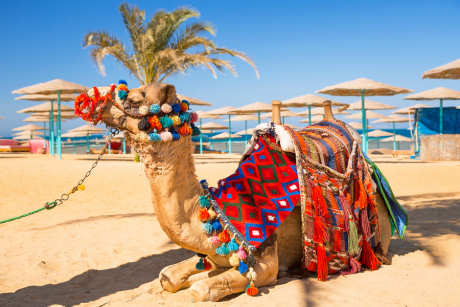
209;235;220;245
117;84;128;92
216;243;229;255
178;123;192;136
212;220;222;232
159;116;173;128
171;130;180;141
203;258;212;270
245;281;259;296
161;103;172;113
172;103;181;113
190;112;198;123
171;115;181;126
199;208;210;222
238;261;249;274
139;105;149;115
199;195;210;208
179;112;191;123
227;239;239;252
118;80;128;85
181;100;190;111
208;208;217;219
237;247;247;260
160;131;173;142
149;104;160;114
118;90;128;100
218;230;230;243
202;222;213;234
191;123;201;136
229;253;240;267
149;131;161;141
148;115;162;130
138;117;151;131
196;258;205;270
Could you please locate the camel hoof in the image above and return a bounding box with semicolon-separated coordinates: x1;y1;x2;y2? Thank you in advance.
159;266;181;293
189;281;215;302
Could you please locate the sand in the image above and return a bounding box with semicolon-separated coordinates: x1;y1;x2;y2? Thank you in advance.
0;153;459;307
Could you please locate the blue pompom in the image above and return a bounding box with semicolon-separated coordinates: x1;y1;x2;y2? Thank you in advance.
149;131;161;141
118;80;128;85
149;104;160;114
216;243;229;255
179;112;190;123
199;196;210;208
212;220;222;232
118;90;128;100
238;261;249;274
159;116;173;128
227;239;239;252
171;130;180;141
172;103;181;113
202;222;213;234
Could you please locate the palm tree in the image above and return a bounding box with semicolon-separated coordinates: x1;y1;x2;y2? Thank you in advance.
83;3;259;85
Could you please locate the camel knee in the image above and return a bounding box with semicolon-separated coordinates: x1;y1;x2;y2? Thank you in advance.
159;256;201;292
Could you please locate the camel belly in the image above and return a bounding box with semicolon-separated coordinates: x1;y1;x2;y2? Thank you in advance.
275;206;303;271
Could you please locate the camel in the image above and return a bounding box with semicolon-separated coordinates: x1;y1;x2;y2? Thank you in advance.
80;82;392;302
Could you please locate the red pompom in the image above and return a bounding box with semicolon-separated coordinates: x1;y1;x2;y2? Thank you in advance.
148;115;162;131
218;230;230;243
198;208;210;222
246;281;259;296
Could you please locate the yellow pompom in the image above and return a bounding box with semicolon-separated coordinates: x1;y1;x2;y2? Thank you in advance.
208;208;217;219
78;185;85;191
229;253;240;267
171;115;181;126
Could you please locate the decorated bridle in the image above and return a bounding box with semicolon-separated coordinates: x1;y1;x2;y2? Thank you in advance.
74;80;200;142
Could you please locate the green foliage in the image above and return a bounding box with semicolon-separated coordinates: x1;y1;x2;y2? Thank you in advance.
83;3;259;84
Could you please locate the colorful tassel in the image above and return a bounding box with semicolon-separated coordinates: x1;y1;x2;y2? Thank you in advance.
313;216;328;243
159;116;173;128
202;222;213;234
237;247;247;260
178;123;192;136
208;208;217;219
199;195;210;208
138;117;151;131
203;258;212;270
196;257;205;270
149;131;161;141
161;103;172;113
180;102;189;112
160;131;173;142
172;103;181;113
171;115;181;126
245;281;258;296
216;243;229;255
360;209;371;239
148;115;162;130
149;104;160;114
209;235;220;245
218;230;230;243
227;239;239;252
190;111;198;122
333;229;342;252
316;243;328;281
211;220;222;232
199;208;210;222
171;130;180;140
179;112;190;123
341;257;361;275
361;239;381;270
118;90;128;100
229;253;240;266
348;216;359;256
238;261;249;274
118;79;127;85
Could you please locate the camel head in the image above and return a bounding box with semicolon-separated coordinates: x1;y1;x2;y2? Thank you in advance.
74;82;200;144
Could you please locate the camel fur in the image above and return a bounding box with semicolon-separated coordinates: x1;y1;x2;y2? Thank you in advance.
96;82;392;302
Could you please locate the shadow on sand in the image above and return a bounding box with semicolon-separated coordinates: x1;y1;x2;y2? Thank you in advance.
0;248;194;307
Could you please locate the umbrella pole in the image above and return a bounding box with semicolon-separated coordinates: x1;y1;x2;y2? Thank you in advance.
257;112;261;124
122;137;126;154
308;105;312;125
50;101;55;155
57;91;62;159
439;99;443;135
392;122;396;151
86;133;89;154
245;120;248;144
228;115;232;154
108;133;111;154
199;118;203;155
360;89;368;154
282;116;285;124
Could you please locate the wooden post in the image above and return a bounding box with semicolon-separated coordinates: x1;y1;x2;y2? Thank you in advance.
271;100;282;124
323;100;335;121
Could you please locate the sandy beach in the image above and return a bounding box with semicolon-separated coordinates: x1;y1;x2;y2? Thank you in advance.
0;153;459;307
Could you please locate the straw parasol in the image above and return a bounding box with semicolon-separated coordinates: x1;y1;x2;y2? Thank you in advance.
176;94;212;106
17;102;74;114
211;132;240;139
346;110;386;120
12;79;87;159
200;122;228;131
12;124;44;132
404;87;460;134
299;115;324;124
348;122;373;130
13;130;44;140
373;115;410;151
282;94;348;125
67;125;107;153
367;129;393;137
15;94;76;102
317;77;412;153
228;102;275;124
422;59;460;79
236;128;256;136
348;99;395;111
381;134;412;150
393;104;431;115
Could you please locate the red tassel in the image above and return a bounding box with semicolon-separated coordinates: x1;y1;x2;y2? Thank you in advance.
333;229;342;252
341;257;361;275
361;239;381;270
313;216;328;243
316;243;328;281
360;209;371;239
246;281;259;296
313;184;329;219
203;258;212;270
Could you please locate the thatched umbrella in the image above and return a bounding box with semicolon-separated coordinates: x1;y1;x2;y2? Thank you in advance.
207;107;238;154
393;104;430;115
13;130;44;140
177;94;212;106
12;79;87;159
373;115;409;151
348;99;395;111
367;129;394;148
68;125;107;153
12;124;44;132
195;111;222;155
346;110;386;120
317;78;411;153
229;102;274;124
422;59;460;79
404;87;460;134
300;115;323;124
348;121;373;130
261;110;300;124
211;132;240;139
282;94;348;125
231;115;258;143
17;102;74;114
381;134;412;150
236;127;256;136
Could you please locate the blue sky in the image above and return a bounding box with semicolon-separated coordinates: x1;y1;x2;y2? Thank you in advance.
2;0;460;136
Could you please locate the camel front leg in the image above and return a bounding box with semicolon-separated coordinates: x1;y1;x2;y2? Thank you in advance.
159;255;208;292
189;239;279;302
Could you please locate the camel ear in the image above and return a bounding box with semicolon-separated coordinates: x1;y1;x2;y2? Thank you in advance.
159;83;177;104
